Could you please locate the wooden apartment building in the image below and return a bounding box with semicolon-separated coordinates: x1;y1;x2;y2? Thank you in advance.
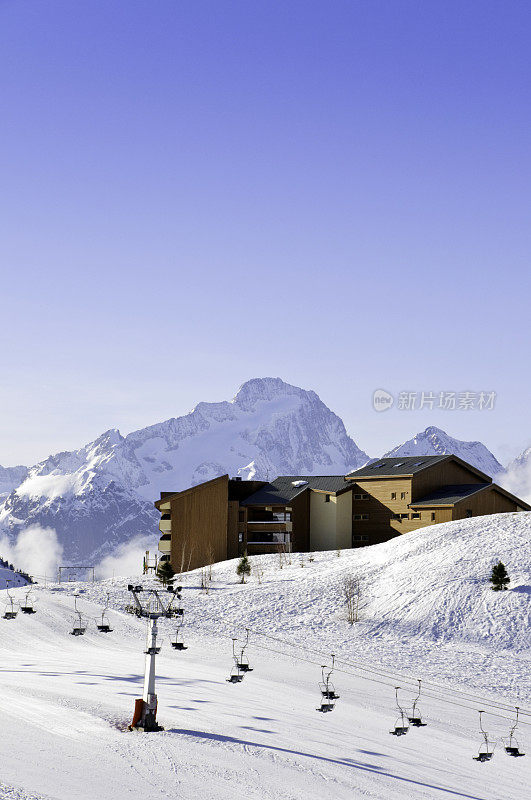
155;455;530;571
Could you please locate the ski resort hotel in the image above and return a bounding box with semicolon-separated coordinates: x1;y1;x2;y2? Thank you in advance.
155;455;530;571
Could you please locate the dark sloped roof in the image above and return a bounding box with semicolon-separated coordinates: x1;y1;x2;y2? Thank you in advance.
347;455;449;479
409;484;489;507
242;475;352;506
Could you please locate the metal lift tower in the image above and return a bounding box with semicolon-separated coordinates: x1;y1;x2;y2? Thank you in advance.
127;583;183;732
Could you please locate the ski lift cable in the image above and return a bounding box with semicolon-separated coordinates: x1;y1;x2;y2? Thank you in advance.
195;614;531;722
190;617;531;728
191;610;531;715
249;638;531;728
264;635;531;718
191;612;531;721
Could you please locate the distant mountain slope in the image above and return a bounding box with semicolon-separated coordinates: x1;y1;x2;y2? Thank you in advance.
383;426;504;477
500;446;531;504
0;566;29;590
0;465;28;503
0;378;369;562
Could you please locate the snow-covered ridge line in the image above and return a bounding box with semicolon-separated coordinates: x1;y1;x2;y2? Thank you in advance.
0;378;368;561
384;425;504;478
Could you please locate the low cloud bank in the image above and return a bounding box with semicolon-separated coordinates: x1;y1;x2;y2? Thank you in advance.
95;535;159;579
0;525;64;579
499;461;531;505
0;527;159;583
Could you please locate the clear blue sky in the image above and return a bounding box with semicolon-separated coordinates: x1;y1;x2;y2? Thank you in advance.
1;0;530;466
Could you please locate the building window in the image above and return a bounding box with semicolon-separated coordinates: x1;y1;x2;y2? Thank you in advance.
362;493;369;499
324;494;331;503
362;514;369;520
465;509;473;517
354;493;362;500
401;492;407;500
353;534;369;542
411;513;421;519
399;513;409;520
391;492;396;500
238;533;243;542
353;514;362;520
431;512;436;521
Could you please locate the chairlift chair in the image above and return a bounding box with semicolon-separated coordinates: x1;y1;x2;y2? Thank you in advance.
70;595;86;636
227;664;244;683
236;652;253;672
233;631;253;673
3;586;18;620
317;656;339;713
504;708;525;757
408;679;427;727
171;625;188;651
70;614;87;636
96;613;113;633
390;688;410;736
227;635;249;683
473;712;495;762
96;595;113;632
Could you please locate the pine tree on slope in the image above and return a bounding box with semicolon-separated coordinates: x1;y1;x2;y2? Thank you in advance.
490;560;510;591
236;555;251;584
157;560;175;587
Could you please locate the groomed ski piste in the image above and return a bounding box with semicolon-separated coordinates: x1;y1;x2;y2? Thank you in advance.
1;513;530;800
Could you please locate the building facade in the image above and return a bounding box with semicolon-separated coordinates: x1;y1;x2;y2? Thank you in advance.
155;455;530;571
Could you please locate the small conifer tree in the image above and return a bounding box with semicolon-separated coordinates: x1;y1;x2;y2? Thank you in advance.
157;559;175;587
236;555;251;584
490;560;510;591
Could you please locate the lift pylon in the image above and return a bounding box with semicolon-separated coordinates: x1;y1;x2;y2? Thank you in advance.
127;584;182;732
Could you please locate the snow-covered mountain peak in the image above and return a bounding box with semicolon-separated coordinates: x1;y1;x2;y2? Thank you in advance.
383;426;504;477
232;377;318;412
91;428;123;448
0;378;369;561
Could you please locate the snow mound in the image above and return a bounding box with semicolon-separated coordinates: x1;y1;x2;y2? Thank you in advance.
164;511;530;655
0;514;529;800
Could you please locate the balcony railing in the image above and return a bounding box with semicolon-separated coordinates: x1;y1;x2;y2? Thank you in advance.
247;532;291;545
159;518;172;533
158;537;171;553
246;521;292;532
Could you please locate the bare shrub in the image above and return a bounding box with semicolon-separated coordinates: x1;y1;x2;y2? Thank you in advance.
200;567;210;594
343;575;362;624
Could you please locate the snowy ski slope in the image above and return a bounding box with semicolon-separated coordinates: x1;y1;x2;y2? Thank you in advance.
0;513;530;799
